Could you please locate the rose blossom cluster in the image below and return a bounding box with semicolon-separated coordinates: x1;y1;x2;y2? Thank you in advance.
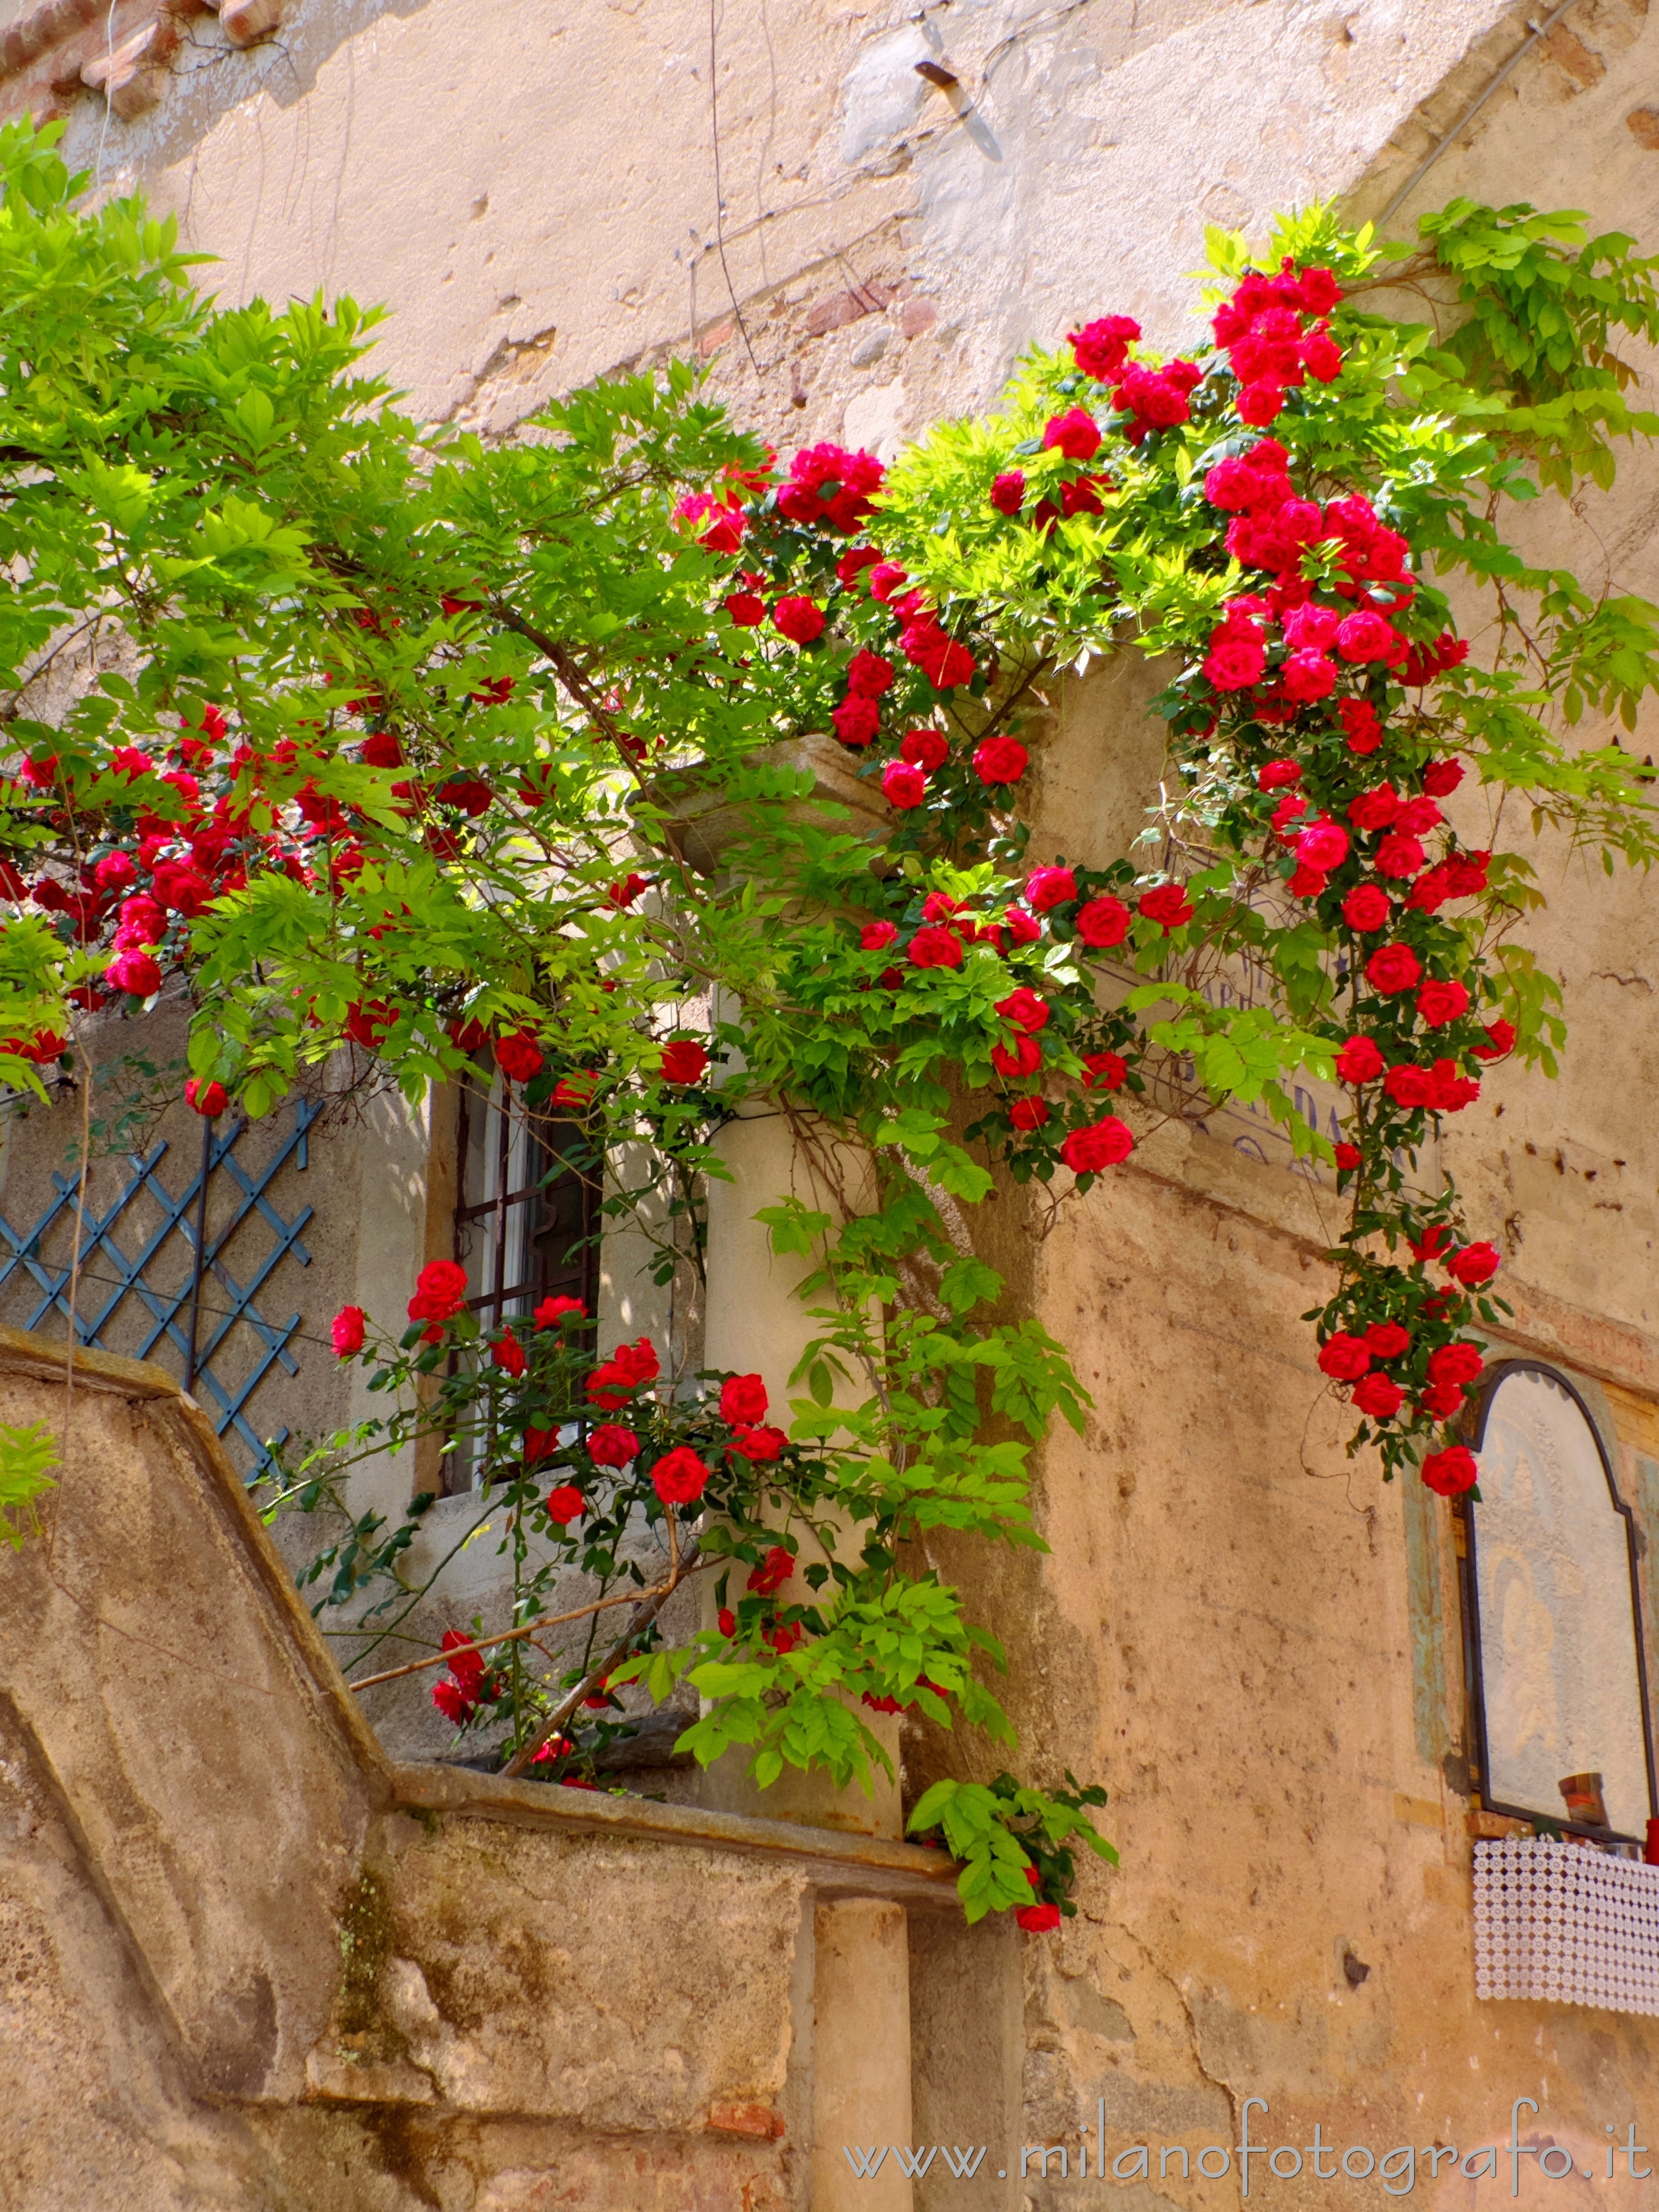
848;869;1144;1179
1209;257;1345;425
959;264;1511;1493
332;1286;805;1600
676;440;995;797
3;669;544;1079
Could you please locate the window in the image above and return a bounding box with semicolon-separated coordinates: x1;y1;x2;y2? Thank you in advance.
447;1063;599;1489
1460;1363;1657;1844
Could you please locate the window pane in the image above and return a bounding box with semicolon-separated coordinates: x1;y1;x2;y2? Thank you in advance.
1474;1369;1650;1836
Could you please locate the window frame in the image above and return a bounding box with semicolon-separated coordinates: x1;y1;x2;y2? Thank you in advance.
1455;1358;1658;1846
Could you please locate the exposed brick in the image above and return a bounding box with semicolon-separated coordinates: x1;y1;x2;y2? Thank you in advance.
705;2101;786;2139
900;298;938;340
804;281;893;339
1627;107;1659;150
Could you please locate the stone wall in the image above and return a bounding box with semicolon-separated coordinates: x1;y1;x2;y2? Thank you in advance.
0;1324;974;2211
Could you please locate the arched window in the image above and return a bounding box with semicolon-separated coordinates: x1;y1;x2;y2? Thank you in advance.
1461;1364;1657;1844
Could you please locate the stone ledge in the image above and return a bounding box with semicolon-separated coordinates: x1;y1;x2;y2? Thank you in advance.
390;1759;964;1910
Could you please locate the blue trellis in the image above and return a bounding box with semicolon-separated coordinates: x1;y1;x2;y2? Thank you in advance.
0;1100;317;1473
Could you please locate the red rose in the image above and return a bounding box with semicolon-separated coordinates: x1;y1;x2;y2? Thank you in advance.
1422;758;1464;797
652;1446;711;1505
1236;380;1285;427
1026;867;1077;912
1282;651;1337;703
1060;1117;1134;1172
534;1295;585;1328
93;851;136;891
1138;883;1193;932
1041;406;1102;460
1288;863;1327;901
546;1484;586;1525
900;727;949;772
743;1546;796;1597
612;1338;660;1385
1339;698;1381;754
973;736;1029;786
331;1305;367;1358
1333;1142;1362;1171
185;1077;228;1117
1390;798;1441;842
718;1607;737;1636
1004;906;1042;945
881;760;928;808
907;925;964;970
1294;816;1349;872
773;595;826;644
1317;1332;1371;1381
1375;833;1427;879
1416;979;1470;1028
1348;785;1402;832
1009;1096;1050;1130
1016;1902;1062;1933
860;920;899;951
729;1425;786;1462
491;1333;526;1377
1448;1241;1500;1287
1364;943;1422;994
1384;1065;1435;1109
832;695;881;748
1335;611;1395;663
992;1034;1042;1079
1204;457;1261;512
1421;1446;1478;1498
721;1373;770;1425
409;1259;470;1323
990;470;1026;514
1471;1018;1516;1061
1365;1321;1412;1359
1352;1373;1404;1420
1256;760;1301;791
1342;885;1390;932
107;951;163;998
1068;314;1140;378
524;1428;559;1464
1408;1225;1454;1264
608;872;649;908
1335;1036;1384;1083
497;1031;544;1083
1420;1380;1466;1420
587;1424;639;1467
1079;1048;1133;1093
1301;332;1343;383
995;988;1050;1034
725;591;766;627
1427;1342;1484;1387
660;1039;710;1084
1203;632;1266;691
847;648;895;697
552;1076;596;1109
1070;896;1129;949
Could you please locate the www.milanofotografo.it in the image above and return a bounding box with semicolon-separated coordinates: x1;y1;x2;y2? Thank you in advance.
842;2099;1655;2189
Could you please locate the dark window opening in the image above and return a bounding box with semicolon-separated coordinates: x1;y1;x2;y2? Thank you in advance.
446;1065;600;1491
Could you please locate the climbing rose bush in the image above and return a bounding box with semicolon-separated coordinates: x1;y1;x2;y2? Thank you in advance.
3;122;1656;1912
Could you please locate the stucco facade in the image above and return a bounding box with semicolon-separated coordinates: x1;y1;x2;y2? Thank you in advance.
7;1;1659;2208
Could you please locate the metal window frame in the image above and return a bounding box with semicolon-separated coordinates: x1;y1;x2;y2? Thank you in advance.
1455;1358;1658;1846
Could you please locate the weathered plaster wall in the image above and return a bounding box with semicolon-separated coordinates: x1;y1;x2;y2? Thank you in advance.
14;0;1535;447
